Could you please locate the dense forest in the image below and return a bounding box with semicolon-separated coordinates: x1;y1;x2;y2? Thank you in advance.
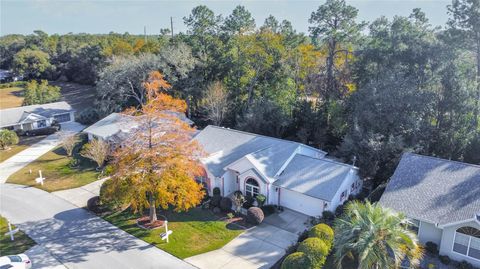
1;0;479;189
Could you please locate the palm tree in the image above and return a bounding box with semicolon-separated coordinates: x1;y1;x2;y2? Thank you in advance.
334;201;423;269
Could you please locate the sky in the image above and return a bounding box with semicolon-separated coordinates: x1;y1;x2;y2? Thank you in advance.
0;0;451;36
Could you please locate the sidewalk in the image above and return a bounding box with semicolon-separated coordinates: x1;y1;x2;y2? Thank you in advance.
0;122;84;183
52;178;107;208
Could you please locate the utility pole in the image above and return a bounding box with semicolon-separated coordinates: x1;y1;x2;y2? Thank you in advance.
144;26;147;43
170;17;174;37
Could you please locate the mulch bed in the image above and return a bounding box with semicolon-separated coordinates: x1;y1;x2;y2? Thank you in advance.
136;215;166;229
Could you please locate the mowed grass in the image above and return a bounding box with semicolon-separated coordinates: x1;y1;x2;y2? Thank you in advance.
0;135;47;163
0;215;36;256
0;86;24;109
7;136;100;192
104;207;243;259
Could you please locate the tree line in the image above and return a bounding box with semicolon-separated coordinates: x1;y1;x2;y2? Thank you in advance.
1;0;479;189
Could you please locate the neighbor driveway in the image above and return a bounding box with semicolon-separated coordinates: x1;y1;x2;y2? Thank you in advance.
0;184;195;269
0;122;84;183
185;209;310;269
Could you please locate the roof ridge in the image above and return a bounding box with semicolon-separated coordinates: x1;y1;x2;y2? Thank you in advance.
404;152;480;169
295;153;358;169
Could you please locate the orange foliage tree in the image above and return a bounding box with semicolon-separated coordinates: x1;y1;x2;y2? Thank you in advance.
104;71;205;223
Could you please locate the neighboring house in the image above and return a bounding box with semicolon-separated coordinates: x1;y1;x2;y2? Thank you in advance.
83;111;194;143
379;153;480;267
0;101;75;131
193;125;362;217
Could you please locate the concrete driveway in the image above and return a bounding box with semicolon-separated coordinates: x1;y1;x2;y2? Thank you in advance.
185;209;310;269
0;184;195;269
53;178;107;208
0;122;84;183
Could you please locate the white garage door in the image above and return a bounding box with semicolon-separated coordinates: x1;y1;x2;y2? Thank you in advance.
279;188;324;217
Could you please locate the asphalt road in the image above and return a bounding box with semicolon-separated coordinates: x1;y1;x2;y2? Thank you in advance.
0;184;196;269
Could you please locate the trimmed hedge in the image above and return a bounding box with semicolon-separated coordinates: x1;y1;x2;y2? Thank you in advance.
246;206;264;225
308;223;334;247
281;252;311;269
297;237;329;268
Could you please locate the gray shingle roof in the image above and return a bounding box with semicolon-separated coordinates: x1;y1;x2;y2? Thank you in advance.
274;154;357;201
194;125;311;178
0;101;73;127
83;113;138;140
379;153;480;225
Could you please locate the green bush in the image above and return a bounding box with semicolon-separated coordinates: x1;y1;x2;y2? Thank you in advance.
23;80;61;105
256;194;266;207
281;252;311;269
213;187;221;196
220;197;232;212
439;255;450;265
210;195;221;208
0;129;19;150
77;108;99;125
297;237;330;268
308;223;334;247
322;210;335;221
0;81;27;88
425;241;439;255
246;206;264;225
456;261;473;269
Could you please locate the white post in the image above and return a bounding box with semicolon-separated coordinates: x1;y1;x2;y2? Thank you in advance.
165;221;169;243
7;221;14;241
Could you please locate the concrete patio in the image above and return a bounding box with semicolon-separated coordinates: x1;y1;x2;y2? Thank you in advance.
185;208;310;269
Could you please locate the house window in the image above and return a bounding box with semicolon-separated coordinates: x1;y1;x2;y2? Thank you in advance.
37;120;46;128
340;190;347;201
245;178;260;197
453;226;480;260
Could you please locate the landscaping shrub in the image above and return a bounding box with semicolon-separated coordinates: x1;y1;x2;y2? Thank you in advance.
281;252;311;269
23;80;61;105
220;197;233;212
0;129;19;150
335;204;345;216
425;241;439;255
243;195;255;209
87;196;102;213
322;210;335;221
232;191;245;213
256;194;266;207
0;81;27;88
246;207;264;225
213;187;221;196
77;107;99;125
308;223;334;247
210;195;221;208
439;255;451;265
99;179;129;211
297;237;330;268
456;261;474;269
260;204;276;216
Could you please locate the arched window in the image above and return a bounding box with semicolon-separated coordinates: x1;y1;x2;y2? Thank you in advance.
453;226;480;260
245;178;260;197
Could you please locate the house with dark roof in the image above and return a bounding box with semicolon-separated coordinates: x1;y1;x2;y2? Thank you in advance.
379;153;480;267
0;101;75;132
193;125;362;217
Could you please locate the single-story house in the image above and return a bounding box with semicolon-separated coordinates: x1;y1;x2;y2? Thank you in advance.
379;153;480;267
0;101;75;131
83;111;194;143
193;125;362;217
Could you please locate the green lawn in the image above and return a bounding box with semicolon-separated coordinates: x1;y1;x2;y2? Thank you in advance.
104;207;243;259
7;136;100;192
0;215;36;255
0;135;47;163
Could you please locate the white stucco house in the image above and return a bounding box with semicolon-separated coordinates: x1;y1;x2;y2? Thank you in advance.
83;111;194;143
0;101;75;131
193;125;362;217
380;153;480;267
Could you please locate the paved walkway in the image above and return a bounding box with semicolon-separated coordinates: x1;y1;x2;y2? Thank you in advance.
0;184;195;269
185;210;310;269
0;122;85;183
53;178;107;208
